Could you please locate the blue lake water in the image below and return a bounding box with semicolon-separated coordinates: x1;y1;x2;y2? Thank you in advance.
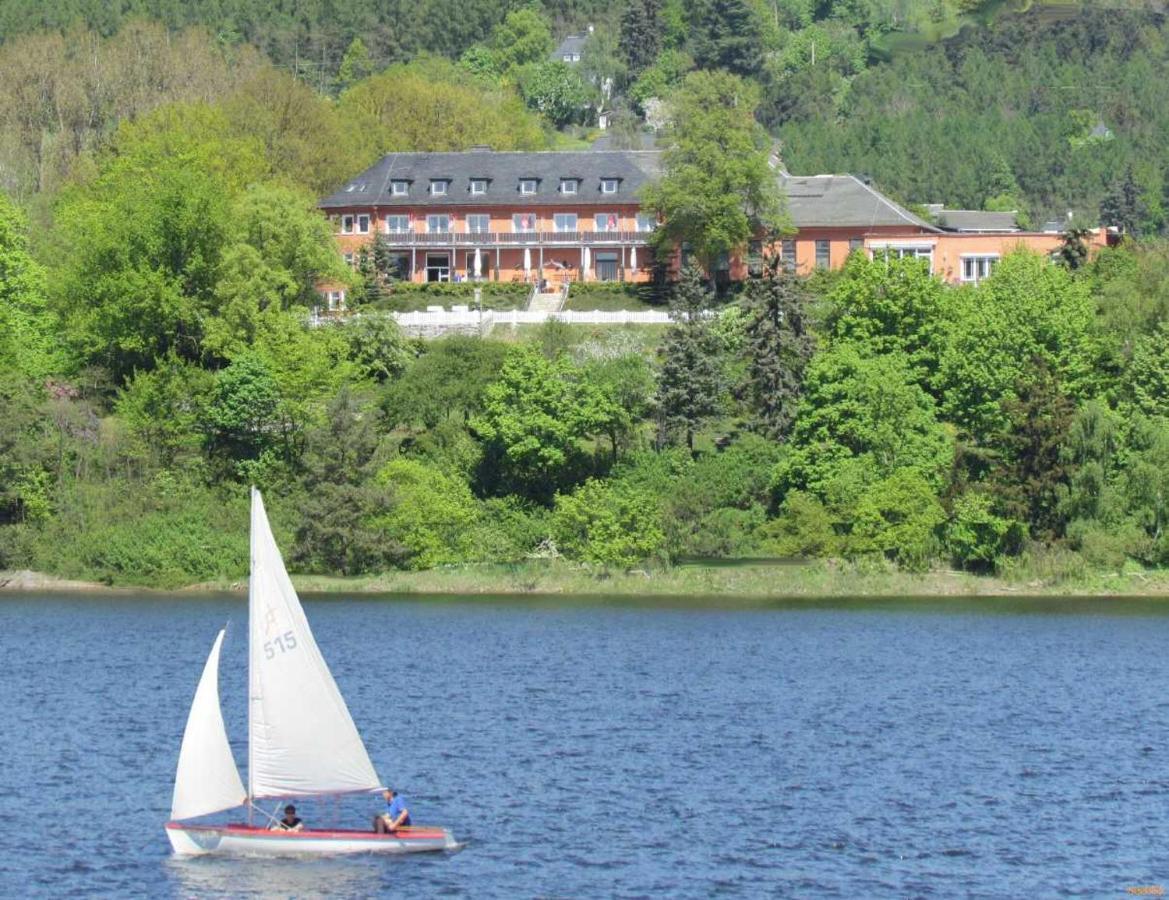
2;592;1169;897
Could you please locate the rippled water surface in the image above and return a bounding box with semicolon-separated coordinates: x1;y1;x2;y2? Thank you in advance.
3;593;1169;898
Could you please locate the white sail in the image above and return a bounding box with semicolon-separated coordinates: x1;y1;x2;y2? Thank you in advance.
247;488;382;799
171;629;247;820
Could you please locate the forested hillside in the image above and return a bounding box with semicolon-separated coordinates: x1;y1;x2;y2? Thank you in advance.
2;0;1169;589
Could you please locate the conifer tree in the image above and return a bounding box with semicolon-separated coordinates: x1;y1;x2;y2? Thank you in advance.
619;0;662;75
741;256;814;441
656;265;726;451
691;0;764;78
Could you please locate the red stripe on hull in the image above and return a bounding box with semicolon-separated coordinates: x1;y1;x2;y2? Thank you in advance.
165;822;448;841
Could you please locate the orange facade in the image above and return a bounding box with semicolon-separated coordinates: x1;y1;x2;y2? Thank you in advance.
328;203;658;287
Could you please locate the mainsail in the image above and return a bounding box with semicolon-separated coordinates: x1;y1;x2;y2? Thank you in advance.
247;488;382;799
171;629;247;820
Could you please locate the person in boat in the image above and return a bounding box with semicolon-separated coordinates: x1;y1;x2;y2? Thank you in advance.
373;788;411;833
272;804;304;832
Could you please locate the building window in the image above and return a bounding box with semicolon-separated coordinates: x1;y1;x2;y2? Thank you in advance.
748;240;764;277
385;215;410;233
961;254;999;283
430;180;448;196
849;238;864;253
553;213;578;232
513;213;536;233
872;244;934;272
636;213;657;232
467;214;491;234
815;239;830;269
356;214;370;234
470;179;487;195
390;180;409;196
601;178;618;194
520;179;537;195
594;213;619;232
560;178;578;195
325;290;346;311
342;252;354;267
780;239;796;268
426;214;450;233
340;214;355;234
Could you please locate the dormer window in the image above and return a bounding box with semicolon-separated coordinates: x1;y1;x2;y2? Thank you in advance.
430;180;449;196
470;178;488;195
560;178;578;195
601;178;618;194
520;178;538;195
390;180;409;196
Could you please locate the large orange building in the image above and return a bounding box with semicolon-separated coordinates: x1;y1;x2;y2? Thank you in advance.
318;148;1110;306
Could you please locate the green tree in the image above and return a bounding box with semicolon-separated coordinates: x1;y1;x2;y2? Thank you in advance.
849;469;946;570
985;357;1076;539
656;266;726;450
205;352;283;468
1129;321;1169;418
690;0;766;77
741;257;814;441
552;477;665;569
116;354;215;469
294;388;404;576
375;459;479;569
642;71;784;270
1099;167;1150;236
828;251;946;384
0;191;53;379
945;491;1022;571
620;0;662;74
489;9;553;73
336;37;373;91
385;336;507;429
774;344;954;509
517;61;591;127
343;315;412;383
472;343;609;502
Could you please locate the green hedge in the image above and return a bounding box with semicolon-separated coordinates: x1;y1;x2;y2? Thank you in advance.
371;282;531;312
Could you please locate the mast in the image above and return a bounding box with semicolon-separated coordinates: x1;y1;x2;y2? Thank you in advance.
247;486;256;821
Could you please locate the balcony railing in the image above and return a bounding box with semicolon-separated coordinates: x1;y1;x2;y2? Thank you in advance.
377;229;653;246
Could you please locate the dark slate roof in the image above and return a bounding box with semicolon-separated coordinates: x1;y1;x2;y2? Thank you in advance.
552;33;588;62
779;174;938;231
320;150;663;208
936;209;1019;232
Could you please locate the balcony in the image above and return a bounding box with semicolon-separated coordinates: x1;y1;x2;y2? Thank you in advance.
378;230;653;247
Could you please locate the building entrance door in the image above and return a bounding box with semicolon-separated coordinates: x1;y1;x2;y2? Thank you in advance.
595;252;619;282
426;253;450;282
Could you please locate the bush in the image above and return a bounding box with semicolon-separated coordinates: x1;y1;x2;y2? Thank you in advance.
760;491;837;557
468;496;553;562
375;459;479;569
552;478;665;569
371;282;530;312
945;492;1024;571
848;470;946;571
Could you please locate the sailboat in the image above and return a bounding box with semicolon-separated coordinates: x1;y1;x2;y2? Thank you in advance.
165;488;457;856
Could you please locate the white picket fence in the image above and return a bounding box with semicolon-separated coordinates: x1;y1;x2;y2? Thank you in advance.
394;307;670;329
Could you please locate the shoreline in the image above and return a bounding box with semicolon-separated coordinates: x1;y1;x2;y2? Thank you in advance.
4;561;1169;600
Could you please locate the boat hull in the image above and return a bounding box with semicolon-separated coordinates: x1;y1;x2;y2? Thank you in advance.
165;823;457;856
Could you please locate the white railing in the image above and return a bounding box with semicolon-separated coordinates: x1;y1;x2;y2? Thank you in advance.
392;308;671;330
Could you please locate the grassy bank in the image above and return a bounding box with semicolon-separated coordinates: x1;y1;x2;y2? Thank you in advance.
6;559;1169;599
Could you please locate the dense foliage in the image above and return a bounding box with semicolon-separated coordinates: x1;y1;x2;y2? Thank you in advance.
3;1;1169;586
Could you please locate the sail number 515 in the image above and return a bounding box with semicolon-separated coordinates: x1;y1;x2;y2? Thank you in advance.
264;630;298;659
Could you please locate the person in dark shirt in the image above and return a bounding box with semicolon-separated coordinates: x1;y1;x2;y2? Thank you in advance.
373;789;411;833
272;804;304;832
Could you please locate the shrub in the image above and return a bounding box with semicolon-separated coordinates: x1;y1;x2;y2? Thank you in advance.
552;478;665;569
945;492;1024;571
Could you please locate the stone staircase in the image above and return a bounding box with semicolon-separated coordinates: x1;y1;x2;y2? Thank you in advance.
527;281;569;313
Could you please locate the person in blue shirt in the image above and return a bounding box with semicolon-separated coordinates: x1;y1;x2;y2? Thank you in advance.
373;788;411;833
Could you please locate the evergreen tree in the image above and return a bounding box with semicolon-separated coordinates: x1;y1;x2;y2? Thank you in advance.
690;0;764;78
741;256;814;441
1057;227;1093;271
619;0;662;75
293;388;406;575
987;357;1076;540
1100;167;1149;236
656;265;726;451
